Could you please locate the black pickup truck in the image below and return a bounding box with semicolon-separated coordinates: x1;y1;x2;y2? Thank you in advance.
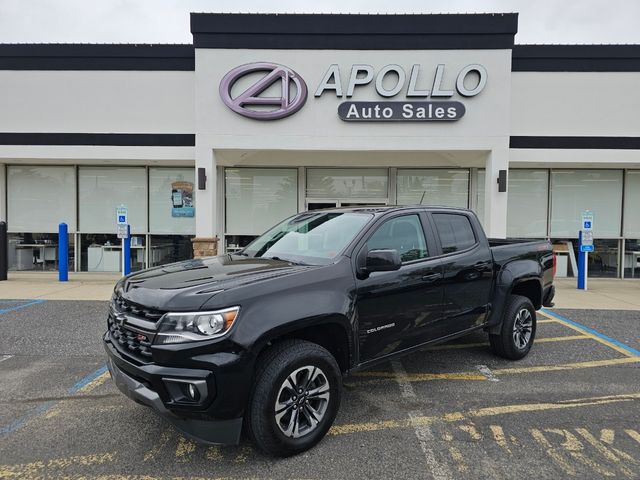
104;206;555;456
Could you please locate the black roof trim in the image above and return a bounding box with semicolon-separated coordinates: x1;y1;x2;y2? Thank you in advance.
512;45;640;72
0;44;195;70
190;13;518;50
0;133;196;146
510;136;640;150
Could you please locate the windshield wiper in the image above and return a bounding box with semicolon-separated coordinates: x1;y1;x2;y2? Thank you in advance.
265;256;309;266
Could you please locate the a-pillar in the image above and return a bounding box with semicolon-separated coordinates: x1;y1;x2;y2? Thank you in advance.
483;149;509;238
192;145;219;258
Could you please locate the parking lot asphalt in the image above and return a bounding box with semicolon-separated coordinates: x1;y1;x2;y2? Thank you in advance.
0;300;639;479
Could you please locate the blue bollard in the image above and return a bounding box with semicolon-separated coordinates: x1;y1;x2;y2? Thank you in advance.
577;231;586;290
123;225;131;275
58;223;68;282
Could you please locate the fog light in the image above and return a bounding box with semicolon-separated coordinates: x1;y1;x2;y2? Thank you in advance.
187;383;199;401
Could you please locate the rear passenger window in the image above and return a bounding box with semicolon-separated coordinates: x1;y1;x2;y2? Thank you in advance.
433;214;477;254
367;214;428;263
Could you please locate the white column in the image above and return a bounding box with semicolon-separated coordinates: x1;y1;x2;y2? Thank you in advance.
195;143;217;239
483;149;509;238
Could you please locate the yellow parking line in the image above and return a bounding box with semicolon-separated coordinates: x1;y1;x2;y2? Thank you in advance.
354;371;487;381
328;392;640;436
539;310;639;358
538;319;558;324
492;356;640;375
427;335;589;351
354;356;640;384
75;371;111;394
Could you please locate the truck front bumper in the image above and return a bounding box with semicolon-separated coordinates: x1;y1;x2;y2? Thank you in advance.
104;339;243;445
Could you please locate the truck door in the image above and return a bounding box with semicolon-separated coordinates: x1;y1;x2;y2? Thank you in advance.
355;213;444;362
430;212;494;335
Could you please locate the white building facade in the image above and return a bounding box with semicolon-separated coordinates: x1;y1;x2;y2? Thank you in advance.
1;13;639;278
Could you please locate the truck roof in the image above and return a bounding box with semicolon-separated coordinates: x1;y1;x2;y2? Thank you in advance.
305;205;473;215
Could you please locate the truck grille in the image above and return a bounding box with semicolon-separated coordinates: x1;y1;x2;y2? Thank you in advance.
108;295;164;362
113;295;164;322
108;316;153;360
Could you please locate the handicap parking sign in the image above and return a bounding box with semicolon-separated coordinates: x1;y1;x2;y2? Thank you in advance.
116;205;128;226
583;221;592;229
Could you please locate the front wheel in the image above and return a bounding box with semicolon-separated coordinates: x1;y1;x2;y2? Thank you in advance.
489;294;536;360
246;340;342;457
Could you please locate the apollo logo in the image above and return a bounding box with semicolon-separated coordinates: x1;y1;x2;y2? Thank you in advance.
219;62;308;120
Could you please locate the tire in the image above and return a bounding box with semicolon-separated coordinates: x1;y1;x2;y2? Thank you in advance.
246;339;342;457
489;294;537;360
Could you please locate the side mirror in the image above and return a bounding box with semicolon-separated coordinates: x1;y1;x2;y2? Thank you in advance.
365;249;402;273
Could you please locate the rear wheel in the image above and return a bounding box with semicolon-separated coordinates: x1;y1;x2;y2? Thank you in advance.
246;340;342;457
489;294;536;360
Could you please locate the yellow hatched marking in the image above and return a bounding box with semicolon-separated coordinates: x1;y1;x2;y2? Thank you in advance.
545;428;615;477
175;437;196;461
143;429;172;462
490;425;512;454
575;428;636;477
539;310;639;358
442;431;467;473
458;423;482;441
0;453;115;478
530;428;577;476
328;392;640;436
625;429;640;444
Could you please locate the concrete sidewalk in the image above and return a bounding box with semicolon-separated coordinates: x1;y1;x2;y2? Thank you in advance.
0;272;638;309
0;272;120;301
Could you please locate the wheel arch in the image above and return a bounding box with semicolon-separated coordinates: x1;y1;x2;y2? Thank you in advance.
254;315;353;374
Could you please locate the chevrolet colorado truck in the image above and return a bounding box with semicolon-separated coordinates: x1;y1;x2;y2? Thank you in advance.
104;206;555;456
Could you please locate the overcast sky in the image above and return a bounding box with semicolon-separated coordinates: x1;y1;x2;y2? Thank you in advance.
1;0;639;44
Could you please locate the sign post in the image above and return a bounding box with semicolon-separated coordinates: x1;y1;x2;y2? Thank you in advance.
116;205;129;276
578;210;594;291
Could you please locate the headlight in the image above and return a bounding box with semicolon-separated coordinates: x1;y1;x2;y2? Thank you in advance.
155;307;240;344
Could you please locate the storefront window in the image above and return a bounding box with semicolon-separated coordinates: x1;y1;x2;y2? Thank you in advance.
149;167;195;235
7;166;76;232
8;232;74;272
507;170;548;237
80;233;145;273
623;239;640;279
79;167;147;234
396;169;469;207
589;239;619;278
306;168;388;199
550;170;622;238
225;168;298;236
623;171;640;238
149;235;193;267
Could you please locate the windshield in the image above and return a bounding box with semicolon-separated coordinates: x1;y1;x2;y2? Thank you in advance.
242;212;373;265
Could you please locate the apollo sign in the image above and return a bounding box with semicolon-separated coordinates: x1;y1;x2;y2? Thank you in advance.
219;62;487;122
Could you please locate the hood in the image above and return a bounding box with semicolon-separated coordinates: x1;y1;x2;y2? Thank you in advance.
117;255;318;311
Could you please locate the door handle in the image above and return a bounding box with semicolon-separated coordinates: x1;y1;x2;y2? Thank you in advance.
421;273;441;283
475;261;492;269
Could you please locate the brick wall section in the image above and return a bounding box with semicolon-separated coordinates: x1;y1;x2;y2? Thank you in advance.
191;237;218;258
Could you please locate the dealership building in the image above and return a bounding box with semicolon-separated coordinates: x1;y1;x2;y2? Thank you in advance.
1;12;639;278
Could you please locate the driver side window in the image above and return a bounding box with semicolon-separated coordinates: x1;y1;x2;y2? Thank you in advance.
367;214;428;263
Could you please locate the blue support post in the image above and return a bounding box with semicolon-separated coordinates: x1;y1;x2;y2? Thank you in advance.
123;224;131;275
577;230;586;290
58;223;68;282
